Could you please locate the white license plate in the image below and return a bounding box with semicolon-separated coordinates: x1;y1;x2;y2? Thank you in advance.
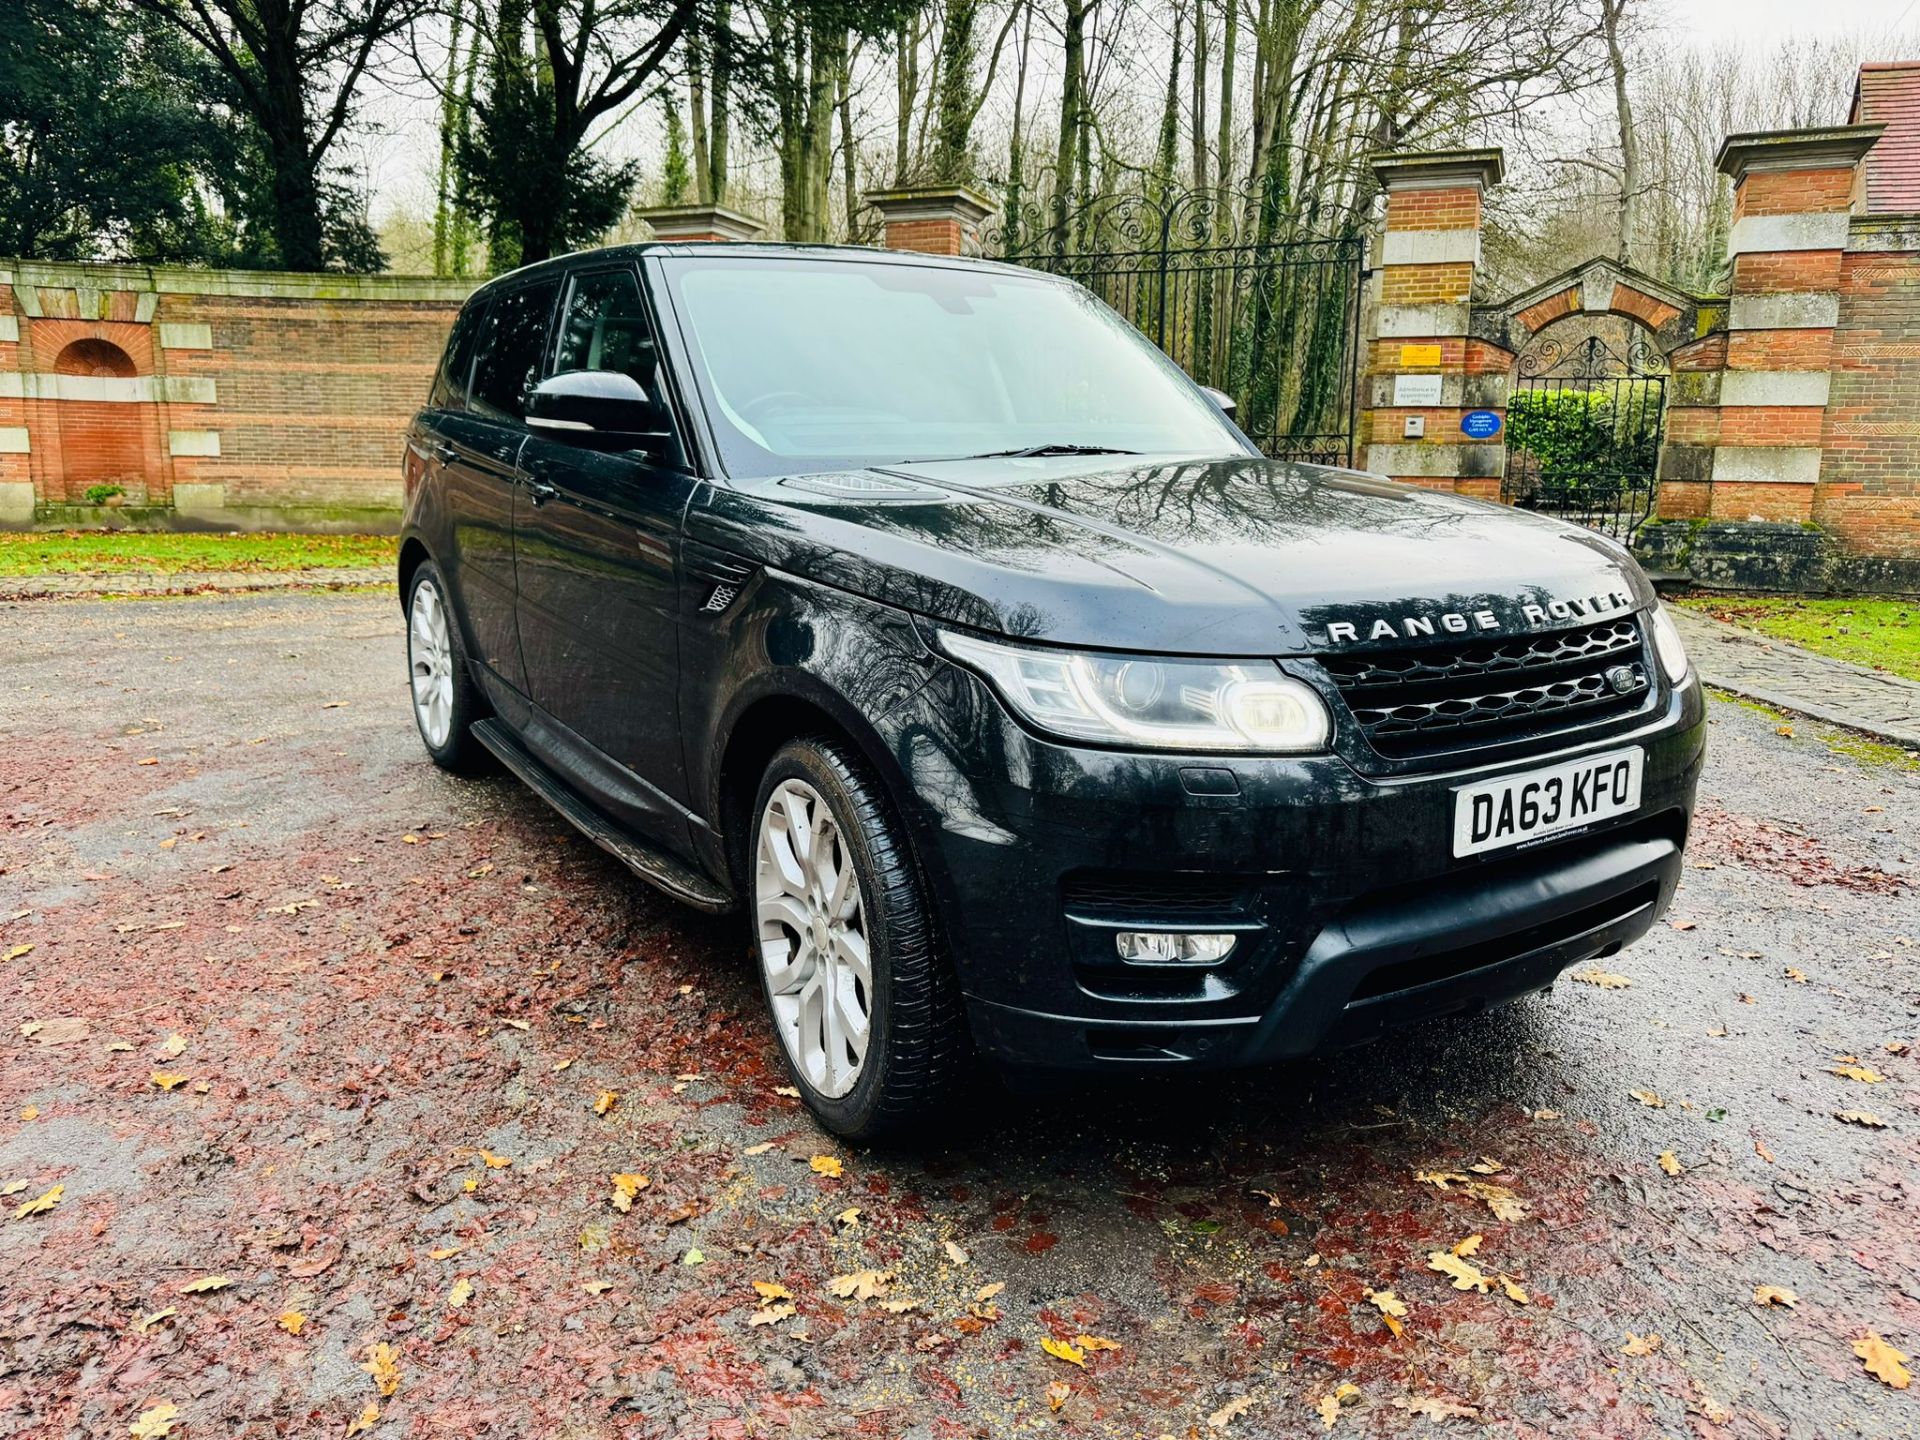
1452;748;1644;857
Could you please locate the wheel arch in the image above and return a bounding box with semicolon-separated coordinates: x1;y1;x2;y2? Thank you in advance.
397;534;433;608
713;682;922;896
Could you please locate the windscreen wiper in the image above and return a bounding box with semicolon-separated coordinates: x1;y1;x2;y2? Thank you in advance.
950;443;1139;460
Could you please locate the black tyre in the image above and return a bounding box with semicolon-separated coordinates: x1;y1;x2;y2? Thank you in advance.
404;560;489;773
748;737;968;1140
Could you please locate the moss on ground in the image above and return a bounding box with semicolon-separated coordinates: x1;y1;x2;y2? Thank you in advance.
1676;594;1920;682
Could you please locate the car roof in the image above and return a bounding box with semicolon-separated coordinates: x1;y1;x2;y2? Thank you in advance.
465;241;1048;302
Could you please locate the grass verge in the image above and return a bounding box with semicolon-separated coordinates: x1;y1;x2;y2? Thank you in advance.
1674;594;1920;683
0;531;396;577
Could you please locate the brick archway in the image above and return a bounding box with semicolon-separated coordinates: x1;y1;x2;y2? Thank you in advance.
1473;257;1711;357
42;336;153;503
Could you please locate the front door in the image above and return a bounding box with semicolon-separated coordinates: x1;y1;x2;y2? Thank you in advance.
514;263;697;838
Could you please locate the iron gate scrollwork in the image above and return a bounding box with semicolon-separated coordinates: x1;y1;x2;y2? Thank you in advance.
1503;333;1668;542
984;187;1366;467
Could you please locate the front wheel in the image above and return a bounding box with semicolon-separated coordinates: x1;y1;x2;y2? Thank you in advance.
750;738;968;1140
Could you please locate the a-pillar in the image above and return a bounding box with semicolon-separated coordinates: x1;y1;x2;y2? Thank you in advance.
1363;150;1510;498
1702;124;1884;522
633;204;767;243
865;186;998;256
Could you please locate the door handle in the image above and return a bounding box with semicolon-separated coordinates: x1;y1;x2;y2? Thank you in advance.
433;442;458;465
526;479;559;507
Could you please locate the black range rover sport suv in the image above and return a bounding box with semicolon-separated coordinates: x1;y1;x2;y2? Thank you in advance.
399;242;1705;1138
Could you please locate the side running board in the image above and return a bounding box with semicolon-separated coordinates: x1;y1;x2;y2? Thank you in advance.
471;719;734;913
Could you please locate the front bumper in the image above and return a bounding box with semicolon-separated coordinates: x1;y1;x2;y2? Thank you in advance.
875;660;1706;1071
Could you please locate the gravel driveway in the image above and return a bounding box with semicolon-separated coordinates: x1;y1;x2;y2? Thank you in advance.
2;591;1915;1439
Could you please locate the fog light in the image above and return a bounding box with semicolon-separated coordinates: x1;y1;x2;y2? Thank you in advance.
1115;931;1237;963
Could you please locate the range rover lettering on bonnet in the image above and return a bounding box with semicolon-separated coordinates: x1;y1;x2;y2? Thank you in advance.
1322;588;1634;645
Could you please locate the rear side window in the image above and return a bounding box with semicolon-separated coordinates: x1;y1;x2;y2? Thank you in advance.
469;279;560;421
430;297;489;409
553;267;659;393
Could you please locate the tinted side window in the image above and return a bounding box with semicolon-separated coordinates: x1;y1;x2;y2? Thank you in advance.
554;268;659;394
429;297;489;409
470;279;559;421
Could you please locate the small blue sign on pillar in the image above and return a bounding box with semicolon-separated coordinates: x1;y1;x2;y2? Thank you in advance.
1461;409;1503;439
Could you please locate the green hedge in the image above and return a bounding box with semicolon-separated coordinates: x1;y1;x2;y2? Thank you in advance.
1506;384;1663;486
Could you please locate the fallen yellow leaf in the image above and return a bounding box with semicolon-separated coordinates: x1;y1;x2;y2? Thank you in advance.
752;1280;793;1303
158;1033;188;1058
6;944;35;962
13;1183;63;1219
345;1401;380;1436
610;1172;649;1212
363;1340;401;1396
826;1268;892;1300
1207;1394;1256;1429
1831;1065;1885;1084
479;1150;513;1168
749;1302;795;1326
1040;1336;1086;1367
277;1310;305;1335
1658;1151;1682;1177
448;1277;474;1309
1835;1110;1887;1128
1315;1393;1341;1429
1075;1334;1121;1352
1365;1287;1408;1319
1856;1332;1911;1389
1629;1089;1665;1109
179;1274;231;1294
1451;1233;1484;1257
1622;1332;1662;1357
428;1244;463;1260
1465;1181;1528;1222
133;1307;177;1334
592;1090;618;1116
150;1072;189;1092
809;1154;843;1178
1498;1274;1530;1305
1046;1379;1072;1412
1570;968;1631;989
743;1141;777;1155
1426;1250;1491;1293
129;1401;179;1438
1753;1285;1798;1308
945;1240;969;1265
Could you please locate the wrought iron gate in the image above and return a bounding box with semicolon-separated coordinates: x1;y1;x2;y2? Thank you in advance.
1502;334;1668;541
987;189;1366;467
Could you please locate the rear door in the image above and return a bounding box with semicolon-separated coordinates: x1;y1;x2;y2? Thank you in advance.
514;262;698;835
442;278;559;691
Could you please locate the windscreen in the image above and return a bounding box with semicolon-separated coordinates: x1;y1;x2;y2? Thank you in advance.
660;255;1246;478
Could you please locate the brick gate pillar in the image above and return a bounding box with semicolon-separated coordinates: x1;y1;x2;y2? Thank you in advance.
1362;150;1511;498
1699;125;1884;523
865;186;998;256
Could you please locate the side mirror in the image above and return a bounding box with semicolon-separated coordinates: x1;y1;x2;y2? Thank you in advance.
1202;386;1238;420
527;370;668;448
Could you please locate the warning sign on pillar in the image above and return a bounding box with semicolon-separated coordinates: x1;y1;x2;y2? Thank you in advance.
1398;344;1444;367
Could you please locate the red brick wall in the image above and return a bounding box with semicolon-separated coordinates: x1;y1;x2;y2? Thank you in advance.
1820;247;1920;557
1;263;471;522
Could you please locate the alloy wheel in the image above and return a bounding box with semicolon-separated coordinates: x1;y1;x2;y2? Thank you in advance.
755;778;873;1098
408;578;455;749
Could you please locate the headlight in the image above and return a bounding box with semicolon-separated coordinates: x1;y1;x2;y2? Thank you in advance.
936;630;1330;753
1648;606;1690;684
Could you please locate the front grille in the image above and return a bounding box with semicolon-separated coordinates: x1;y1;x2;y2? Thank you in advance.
1319;619;1652;761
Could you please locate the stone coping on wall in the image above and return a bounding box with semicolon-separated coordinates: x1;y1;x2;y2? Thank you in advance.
1848;213;1920;251
0;259;477;303
1714;123;1885;181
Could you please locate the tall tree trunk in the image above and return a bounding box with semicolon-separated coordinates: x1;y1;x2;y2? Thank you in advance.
433;0;468;276
894;13;920;182
933;0;981;183
837;44;858;240
449;9;482;275
1601;0;1640;268
1152;10;1182;203
1052;0;1089;254
688;28;711;204
1215;0;1235;212
1004;0;1032;253
1190;0;1208;190
709;0;731;203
